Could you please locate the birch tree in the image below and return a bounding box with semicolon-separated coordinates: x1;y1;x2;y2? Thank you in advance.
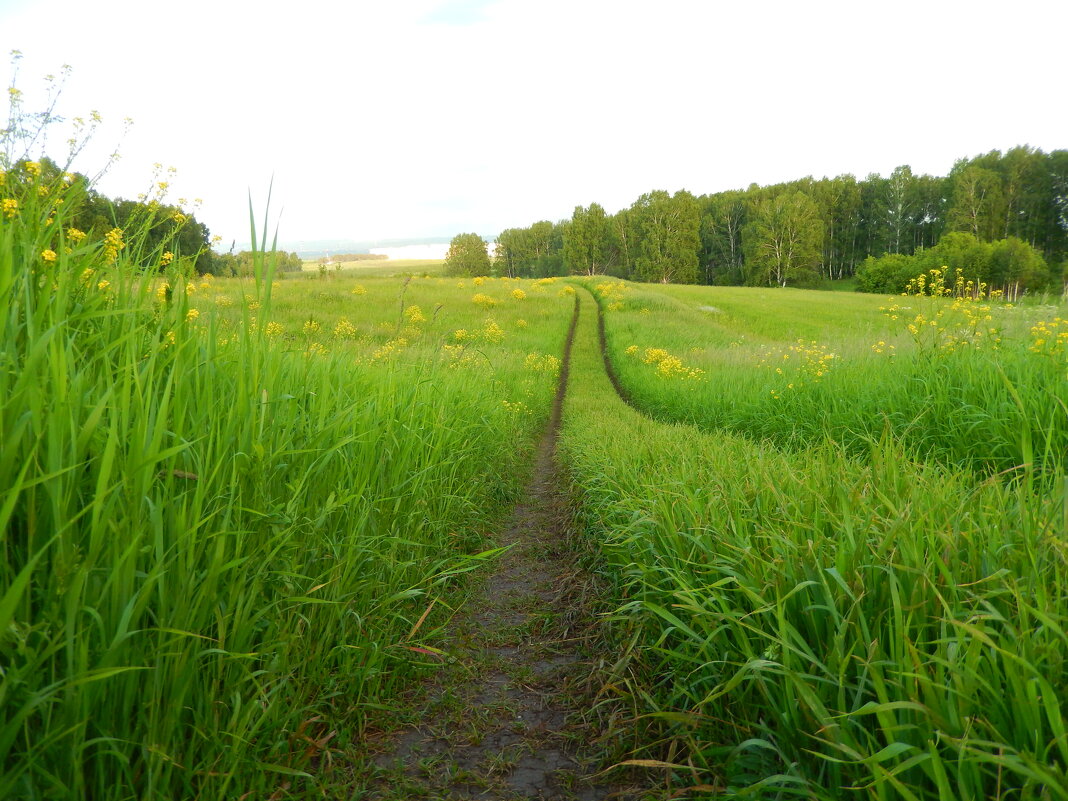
743;191;823;287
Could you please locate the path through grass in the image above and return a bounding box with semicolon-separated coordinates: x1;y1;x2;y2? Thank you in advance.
353;299;647;800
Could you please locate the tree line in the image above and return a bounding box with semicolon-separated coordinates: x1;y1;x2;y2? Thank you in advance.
213;249;304;276
487;146;1067;293
3;156;307;276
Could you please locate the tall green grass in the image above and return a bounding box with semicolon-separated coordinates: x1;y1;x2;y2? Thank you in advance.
595;281;1068;479
561;287;1068;799
0;169;571;798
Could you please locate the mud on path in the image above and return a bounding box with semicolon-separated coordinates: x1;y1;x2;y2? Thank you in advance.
362;300;633;800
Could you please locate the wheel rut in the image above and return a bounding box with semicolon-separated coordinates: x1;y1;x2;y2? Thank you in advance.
363;297;634;800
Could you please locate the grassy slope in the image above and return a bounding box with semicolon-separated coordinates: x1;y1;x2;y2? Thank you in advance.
560;284;1068;799
1;179;573;801
599;281;1067;476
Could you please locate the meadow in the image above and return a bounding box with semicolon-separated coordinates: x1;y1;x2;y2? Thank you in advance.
560;279;1068;798
596;279;1067;476
0;173;574;799
299;257;446;277
3;160;1068;800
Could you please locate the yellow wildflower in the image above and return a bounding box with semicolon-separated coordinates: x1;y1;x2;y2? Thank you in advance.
642;348;670;365
501;399;531;415
103;227;125;262
481;320;505;343
441;343;476;368
524;353;561;375
655;355;684;378
334;318;358;339
370;337;408;362
40;249;57;263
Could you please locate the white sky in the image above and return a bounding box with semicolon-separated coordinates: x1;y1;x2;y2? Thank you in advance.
2;0;1065;248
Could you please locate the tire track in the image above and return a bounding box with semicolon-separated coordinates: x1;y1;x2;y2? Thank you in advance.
362;297;630;800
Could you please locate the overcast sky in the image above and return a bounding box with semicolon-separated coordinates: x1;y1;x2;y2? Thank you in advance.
1;0;1064;248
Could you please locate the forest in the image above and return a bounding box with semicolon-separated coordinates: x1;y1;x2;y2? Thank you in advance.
493;145;1067;293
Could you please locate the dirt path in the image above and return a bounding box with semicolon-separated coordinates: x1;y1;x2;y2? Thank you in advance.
363;300;634;800
595;293;635;408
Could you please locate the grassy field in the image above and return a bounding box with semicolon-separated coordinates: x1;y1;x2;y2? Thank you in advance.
0;172;574;799
561;279;1068;798
596;280;1067;476
299;257;446;276
4;159;1068;800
